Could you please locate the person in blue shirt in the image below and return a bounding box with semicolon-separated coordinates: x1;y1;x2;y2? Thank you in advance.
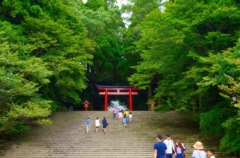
85;117;91;133
154;134;167;158
123;114;127;128
102;117;108;134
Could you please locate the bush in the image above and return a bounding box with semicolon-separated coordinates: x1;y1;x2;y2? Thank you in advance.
200;107;230;137
220;116;240;154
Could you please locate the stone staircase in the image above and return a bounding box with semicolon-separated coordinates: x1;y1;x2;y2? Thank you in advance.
0;111;229;158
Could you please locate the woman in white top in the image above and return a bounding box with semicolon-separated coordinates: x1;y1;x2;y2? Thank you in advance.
95;117;100;132
118;110;123;122
175;140;186;158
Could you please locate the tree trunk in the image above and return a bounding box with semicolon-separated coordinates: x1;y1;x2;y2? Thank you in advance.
147;84;152;110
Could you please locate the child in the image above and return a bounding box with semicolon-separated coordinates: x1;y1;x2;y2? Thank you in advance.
207;149;215;158
129;112;133;123
124;110;129;122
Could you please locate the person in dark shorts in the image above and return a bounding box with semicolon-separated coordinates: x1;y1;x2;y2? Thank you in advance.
95;117;100;133
102;117;108;134
112;107;117;119
154;134;167;158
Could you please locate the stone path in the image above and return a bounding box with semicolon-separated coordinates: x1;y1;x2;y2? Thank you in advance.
0;111;229;158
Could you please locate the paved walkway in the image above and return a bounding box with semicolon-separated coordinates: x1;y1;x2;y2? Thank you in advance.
0;111;228;158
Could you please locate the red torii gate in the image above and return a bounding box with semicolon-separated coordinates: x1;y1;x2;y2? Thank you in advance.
96;85;138;111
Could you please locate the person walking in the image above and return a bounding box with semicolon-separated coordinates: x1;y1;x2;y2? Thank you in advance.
102;117;108;134
164;134;175;158
95;117;100;133
124;109;129;122
112;107;117;120
85;117;91;133
192;141;207;158
175;140;186;158
154;134;167;158
129;112;133;123
118;110;123;122
123;114;127;128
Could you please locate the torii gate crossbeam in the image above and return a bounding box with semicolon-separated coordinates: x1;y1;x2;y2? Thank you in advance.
96;85;138;111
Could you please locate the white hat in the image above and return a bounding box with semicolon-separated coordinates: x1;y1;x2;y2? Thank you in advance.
193;141;204;150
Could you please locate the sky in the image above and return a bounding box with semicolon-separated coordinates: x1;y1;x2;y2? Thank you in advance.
116;0;129;7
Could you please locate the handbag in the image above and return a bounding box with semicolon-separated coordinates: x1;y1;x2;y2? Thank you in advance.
172;140;175;154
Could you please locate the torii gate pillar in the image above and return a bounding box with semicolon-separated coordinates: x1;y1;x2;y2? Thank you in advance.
104;89;108;111
129;88;133;111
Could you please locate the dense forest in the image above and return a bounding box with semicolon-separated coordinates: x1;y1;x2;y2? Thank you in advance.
0;0;239;155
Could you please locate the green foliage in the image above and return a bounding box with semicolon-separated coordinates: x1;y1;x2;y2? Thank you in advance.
129;0;240;154
84;0;108;11
200;107;230;136
79;5;126;84
56;106;68;111
0;0;239;154
0;0;94;137
0;21;52;136
220;115;240;154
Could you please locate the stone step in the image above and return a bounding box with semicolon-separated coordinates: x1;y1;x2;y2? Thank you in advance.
0;111;229;158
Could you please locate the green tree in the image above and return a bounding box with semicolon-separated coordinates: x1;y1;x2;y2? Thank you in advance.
0;21;52;136
80;4;126;84
0;0;94;106
129;0;240;153
196;40;240;153
0;0;95;136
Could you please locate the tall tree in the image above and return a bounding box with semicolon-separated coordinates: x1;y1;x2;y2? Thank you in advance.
0;0;94;135
129;0;240;153
120;0;160;103
0;21;52;136
80;4;125;85
0;0;94;106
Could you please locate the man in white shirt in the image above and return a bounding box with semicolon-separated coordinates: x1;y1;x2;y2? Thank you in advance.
163;134;175;158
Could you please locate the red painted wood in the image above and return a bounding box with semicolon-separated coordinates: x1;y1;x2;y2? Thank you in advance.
104;89;108;111
97;86;138;111
98;88;138;91
99;92;138;95
129;89;133;111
